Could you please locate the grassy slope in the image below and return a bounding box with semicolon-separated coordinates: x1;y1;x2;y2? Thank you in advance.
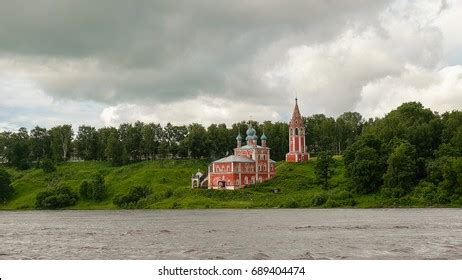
1;159;459;209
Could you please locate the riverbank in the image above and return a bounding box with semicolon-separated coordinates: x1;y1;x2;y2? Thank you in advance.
1;159;460;209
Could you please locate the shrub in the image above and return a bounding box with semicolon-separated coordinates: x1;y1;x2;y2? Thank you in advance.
41;159;56;173
0;169;14;203
35;185;79;209
312;193;328;207
283;200;299;208
79;174;107;201
113;185;152;208
412;181;449;205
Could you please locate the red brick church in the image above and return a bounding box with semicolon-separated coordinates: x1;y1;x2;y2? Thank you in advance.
206;124;276;190
192;98;309;190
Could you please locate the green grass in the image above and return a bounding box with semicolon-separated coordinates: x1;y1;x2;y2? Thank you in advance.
1;159;460;209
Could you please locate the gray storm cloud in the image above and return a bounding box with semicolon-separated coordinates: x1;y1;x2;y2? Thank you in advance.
0;0;461;129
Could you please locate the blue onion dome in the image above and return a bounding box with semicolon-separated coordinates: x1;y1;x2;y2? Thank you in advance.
236;133;242;141
261;133;267;141
246;126;256;137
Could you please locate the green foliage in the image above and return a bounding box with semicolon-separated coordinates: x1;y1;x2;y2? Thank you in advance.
348;147;384;194
41;159;56;173
0;169;14;203
311;193;327;206
314;151;335;189
105;131;124;166
113;185;152;208
412;181;449;205
383;142;417;196
79;174;107;201
35;185;79;209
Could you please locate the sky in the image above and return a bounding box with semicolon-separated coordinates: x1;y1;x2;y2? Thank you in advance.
1;0;461;131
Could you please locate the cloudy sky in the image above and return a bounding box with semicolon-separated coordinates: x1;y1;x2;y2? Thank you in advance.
1;0;461;130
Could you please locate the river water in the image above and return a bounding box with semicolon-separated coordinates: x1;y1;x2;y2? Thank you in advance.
0;209;461;259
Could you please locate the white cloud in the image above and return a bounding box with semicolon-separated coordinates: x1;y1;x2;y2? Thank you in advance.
356;65;462;118
99;96;284;127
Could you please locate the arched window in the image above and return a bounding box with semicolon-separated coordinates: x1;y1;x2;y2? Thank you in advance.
263;165;266;171
236;179;239;186
295;128;299;135
244;177;248;184
251;176;255;184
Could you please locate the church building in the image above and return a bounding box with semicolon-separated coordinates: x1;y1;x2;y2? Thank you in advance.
206;124;276;190
286;98;310;162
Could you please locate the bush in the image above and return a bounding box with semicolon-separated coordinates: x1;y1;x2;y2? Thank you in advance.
412;181;450;205
35;185;79;209
113;185;152;208
0;169;14;203
312;193;328;207
41;159;56;173
79;174;107;201
283;199;299;208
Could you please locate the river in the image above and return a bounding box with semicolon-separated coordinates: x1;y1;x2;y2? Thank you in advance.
0;209;461;259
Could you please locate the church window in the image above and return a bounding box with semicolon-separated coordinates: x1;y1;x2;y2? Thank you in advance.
244;177;248;184
295;128;299;135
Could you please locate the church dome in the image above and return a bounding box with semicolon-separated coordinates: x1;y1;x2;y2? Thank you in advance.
236;133;242;141
246;126;256;137
261;133;267;140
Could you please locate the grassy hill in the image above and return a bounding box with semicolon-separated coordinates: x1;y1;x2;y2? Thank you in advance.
0;159;459;209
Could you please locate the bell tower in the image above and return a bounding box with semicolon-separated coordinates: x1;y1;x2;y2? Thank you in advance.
286;98;310;162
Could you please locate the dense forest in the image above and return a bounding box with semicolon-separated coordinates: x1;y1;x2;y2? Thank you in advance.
0;102;461;207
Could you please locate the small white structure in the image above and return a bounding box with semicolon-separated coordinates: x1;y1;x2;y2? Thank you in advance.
191;170;208;188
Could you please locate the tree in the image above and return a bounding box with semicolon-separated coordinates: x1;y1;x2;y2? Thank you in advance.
184;123;208;159
105;131;124;166
0;169;14;203
30;126;51;162
348;147;384;194
50;125;73;161
315;151;335;189
383;142;417;196
336;112;364;154
6;128;31;169
79;174;107;201
76;125;99;160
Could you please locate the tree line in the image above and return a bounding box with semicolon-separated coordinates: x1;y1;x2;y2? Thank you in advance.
0;113;364;168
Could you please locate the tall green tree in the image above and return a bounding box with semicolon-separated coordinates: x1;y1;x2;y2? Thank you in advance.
7;128;31;169
348;147;384;194
105;131;124;166
50;125;74;161
315;151;335;189
76;125;99;160
383;141;417;196
30;126;51;162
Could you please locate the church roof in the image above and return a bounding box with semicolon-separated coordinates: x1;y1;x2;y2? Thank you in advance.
239;144;266;149
289;98;303;128
213;155;255;163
